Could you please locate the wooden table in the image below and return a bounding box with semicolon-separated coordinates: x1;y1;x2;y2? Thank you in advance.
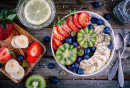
0;0;130;88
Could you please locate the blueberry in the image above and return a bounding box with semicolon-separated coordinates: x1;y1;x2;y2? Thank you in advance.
73;41;79;47
91;17;97;23
93;2;99;7
48;63;55;69
96;19;103;25
84;54;90;59
108;44;114;49
84;48;91;54
76;57;82;63
88;24;94;29
72;62;79;69
104;27;111;34
90;46;96;52
73;36;77;41
18;55;24;61
44;36;50;42
51;77;58;83
78;68;84;75
72;63;75;68
66;37;73;44
73;68;78;73
104;14;111;20
0;63;2;68
67;65;73;71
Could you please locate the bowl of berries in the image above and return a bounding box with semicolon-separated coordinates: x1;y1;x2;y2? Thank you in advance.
51;10;115;76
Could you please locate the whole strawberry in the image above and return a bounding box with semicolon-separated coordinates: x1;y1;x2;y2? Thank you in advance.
0;9;17;40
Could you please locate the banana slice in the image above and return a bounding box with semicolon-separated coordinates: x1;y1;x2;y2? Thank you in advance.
92;55;106;68
94;25;105;35
89;58;102;71
5;59;19;74
10;66;25;80
15;35;29;48
80;60;95;74
11;36;20;48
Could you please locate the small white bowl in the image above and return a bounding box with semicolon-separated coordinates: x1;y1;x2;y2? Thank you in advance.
51;11;115;76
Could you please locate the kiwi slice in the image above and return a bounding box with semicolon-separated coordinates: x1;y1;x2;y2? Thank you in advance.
104;35;111;43
77;49;84;56
77;27;97;48
26;75;46;88
56;43;77;65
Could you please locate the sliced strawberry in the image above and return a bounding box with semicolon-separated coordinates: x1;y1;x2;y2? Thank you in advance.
52;41;58;49
62;23;72;34
0;46;12;61
78;12;89;28
53;36;63;46
53;26;66;40
57;26;70;37
66;16;79;33
73;13;82;28
27;42;41;57
27;55;38;63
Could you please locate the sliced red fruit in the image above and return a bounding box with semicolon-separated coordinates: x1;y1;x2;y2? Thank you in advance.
61;23;72;34
78;12;89;28
53;36;63;46
57;26;70;37
27;55;38;63
27;42;41;57
53;26;66;40
0;46;12;61
73;13;82;28
52;41;58;49
66;16;79;33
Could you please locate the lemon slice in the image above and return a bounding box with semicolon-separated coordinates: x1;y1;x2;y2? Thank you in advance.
24;0;51;25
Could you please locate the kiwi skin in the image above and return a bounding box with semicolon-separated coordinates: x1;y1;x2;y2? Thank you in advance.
26;75;46;88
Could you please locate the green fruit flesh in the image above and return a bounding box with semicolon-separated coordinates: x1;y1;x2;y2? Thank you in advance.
56;43;77;65
26;75;46;88
77;27;97;48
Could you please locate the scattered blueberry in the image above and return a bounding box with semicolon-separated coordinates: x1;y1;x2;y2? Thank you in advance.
84;54;90;59
48;63;55;69
73;68;78;73
44;36;50;42
88;24;94;29
93;2;99;7
51;77;58;83
96;19;103;25
73;41;79;47
66;37;73;44
67;65;73;71
108;44;114;49
84;48;91;54
0;63;2;68
104;27;111;34
104;14;111;20
18;55;24;61
78;68;84;75
73;36;77;41
76;57;82;63
91;17;97;23
90;46;96;52
71;31;76;37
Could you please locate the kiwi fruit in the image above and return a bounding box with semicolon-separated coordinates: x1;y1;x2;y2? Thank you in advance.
77;27;97;48
26;75;46;88
56;43;77;65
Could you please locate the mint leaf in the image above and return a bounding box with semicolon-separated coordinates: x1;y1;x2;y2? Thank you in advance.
1;9;5;17
6;14;17;23
69;9;71;14
8;9;15;15
4;9;8;16
0;20;6;29
69;16;72;23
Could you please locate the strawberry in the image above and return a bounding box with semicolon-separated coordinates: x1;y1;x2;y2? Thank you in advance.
0;9;17;40
66;16;79;33
53;26;65;40
78;12;90;28
27;42;41;57
52;41;57;49
0;46;13;61
61;23;72;34
57;26;70;37
53;36;63;46
73;13;82;28
27;55;38;63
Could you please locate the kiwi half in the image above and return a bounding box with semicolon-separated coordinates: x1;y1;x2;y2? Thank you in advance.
77;27;97;48
56;43;77;65
26;75;46;88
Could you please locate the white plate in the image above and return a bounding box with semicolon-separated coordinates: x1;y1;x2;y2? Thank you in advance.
51;11;115;76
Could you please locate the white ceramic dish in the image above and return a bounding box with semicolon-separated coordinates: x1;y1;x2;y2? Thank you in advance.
51;11;115;76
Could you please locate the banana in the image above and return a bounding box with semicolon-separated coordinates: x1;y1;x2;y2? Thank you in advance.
89;58;102;71
80;60;95;74
10;66;25;80
15;35;29;48
11;36;20;48
94;25;105;35
5;59;20;74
